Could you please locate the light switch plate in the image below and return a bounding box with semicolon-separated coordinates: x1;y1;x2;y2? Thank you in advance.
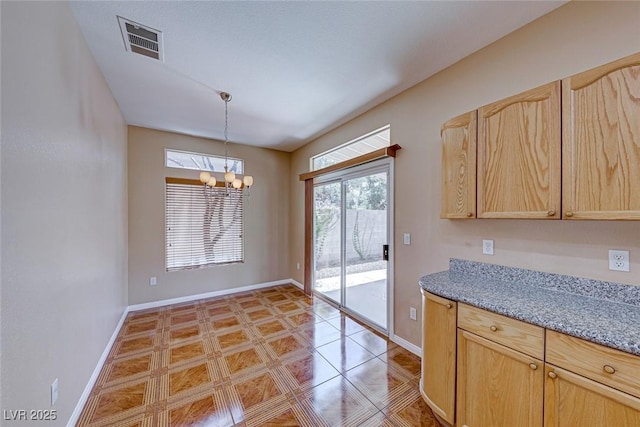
403;233;411;245
51;378;58;406
483;240;494;255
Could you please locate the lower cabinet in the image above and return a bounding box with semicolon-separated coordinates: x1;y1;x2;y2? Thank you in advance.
420;290;457;425
544;364;640;426
420;292;640;427
545;329;640;426
456;328;544;427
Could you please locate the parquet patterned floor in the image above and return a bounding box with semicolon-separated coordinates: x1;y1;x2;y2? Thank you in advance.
77;284;439;426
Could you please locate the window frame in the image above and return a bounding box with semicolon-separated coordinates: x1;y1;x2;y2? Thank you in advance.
165;148;244;174
310;125;390;171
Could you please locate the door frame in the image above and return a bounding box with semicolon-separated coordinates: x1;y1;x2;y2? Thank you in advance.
312;157;394;336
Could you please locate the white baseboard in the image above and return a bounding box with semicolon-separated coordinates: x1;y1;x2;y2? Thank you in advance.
128;279;296;312
289;279;304;290
390;334;422;357
67;307;129;427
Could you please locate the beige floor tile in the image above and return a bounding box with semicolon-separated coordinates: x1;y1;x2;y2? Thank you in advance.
77;284;427;427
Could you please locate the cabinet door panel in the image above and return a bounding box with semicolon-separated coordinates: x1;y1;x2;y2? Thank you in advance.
441;111;477;219
545;365;640;427
546;330;640;399
457;330;543;427
562;52;640;220
478;82;561;219
421;291;457;424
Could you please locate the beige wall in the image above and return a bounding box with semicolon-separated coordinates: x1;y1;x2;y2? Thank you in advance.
1;2;128;424
290;1;640;348
128;126;290;305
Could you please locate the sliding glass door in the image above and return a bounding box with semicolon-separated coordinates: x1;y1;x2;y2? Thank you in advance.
344;172;388;328
313;160;391;331
313;182;342;305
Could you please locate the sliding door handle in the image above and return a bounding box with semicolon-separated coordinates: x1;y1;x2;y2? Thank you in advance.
383;244;389;261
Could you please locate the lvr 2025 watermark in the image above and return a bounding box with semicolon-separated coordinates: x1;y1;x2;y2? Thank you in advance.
3;409;57;421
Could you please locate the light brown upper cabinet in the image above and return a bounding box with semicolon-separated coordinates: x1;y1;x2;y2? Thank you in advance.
477;82;561;219
441;111;477;219
562;52;640;220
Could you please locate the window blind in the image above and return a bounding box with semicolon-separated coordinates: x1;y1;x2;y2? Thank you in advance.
166;179;244;271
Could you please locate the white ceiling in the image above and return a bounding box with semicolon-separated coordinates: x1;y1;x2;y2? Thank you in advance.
71;1;565;152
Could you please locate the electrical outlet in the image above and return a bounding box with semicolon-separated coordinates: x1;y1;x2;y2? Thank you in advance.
609;250;629;272
51;378;58;406
149;277;157;286
483;239;494;255
296;262;300;270
409;307;417;320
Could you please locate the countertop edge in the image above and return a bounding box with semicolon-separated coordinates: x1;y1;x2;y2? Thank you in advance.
419;271;640;357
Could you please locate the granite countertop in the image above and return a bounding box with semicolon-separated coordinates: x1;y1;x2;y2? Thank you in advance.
419;259;640;356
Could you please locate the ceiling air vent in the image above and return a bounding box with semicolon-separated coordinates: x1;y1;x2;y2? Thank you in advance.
117;16;164;62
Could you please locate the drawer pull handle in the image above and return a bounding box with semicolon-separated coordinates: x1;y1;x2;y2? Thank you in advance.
529;363;538;370
603;365;616;374
446;303;453;309
548;371;557;379
547;210;556;216
489;325;498;332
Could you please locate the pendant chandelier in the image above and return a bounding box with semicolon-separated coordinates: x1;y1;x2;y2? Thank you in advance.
198;92;253;194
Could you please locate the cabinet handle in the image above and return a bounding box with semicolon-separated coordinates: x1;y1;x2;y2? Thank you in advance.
547;210;556;216
529;363;538;370
467;212;473;217
565;211;574;217
446;303;453;309
603;365;616;374
489;325;498;332
548;371;557;379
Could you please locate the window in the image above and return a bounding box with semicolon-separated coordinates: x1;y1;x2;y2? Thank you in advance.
165;149;243;174
311;125;390;171
165;178;244;271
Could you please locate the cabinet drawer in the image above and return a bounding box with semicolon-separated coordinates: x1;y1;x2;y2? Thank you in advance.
546;330;640;399
458;303;544;359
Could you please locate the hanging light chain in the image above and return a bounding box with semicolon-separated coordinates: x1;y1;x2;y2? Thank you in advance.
223;93;230;171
